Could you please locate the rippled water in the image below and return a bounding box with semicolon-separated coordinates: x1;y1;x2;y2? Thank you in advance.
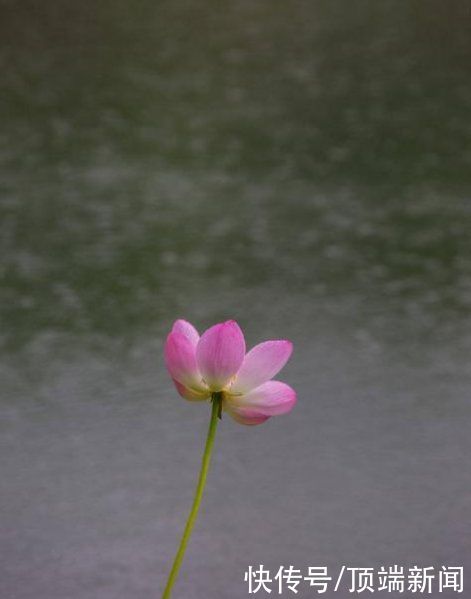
1;2;470;598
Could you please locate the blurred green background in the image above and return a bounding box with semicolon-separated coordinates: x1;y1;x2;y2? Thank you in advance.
1;1;470;598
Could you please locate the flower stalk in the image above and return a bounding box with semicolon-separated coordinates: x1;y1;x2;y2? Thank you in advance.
161;393;222;599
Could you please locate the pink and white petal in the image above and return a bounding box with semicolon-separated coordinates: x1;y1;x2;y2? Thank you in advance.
172;319;200;348
230;340;293;393
196;320;246;391
226;380;296;416
173;379;210;402
164;331;205;390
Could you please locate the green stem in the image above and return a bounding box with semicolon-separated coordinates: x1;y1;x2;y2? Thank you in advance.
161;392;222;599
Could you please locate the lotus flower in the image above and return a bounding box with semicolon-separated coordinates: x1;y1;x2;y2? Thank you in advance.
161;319;297;598
164;319;296;425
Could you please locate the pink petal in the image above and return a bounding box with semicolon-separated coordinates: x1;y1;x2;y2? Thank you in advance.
172;319;200;348
173;379;210;402
164;331;205;391
226;409;270;426
231;340;293;393
196;320;246;391
225;380;296;417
